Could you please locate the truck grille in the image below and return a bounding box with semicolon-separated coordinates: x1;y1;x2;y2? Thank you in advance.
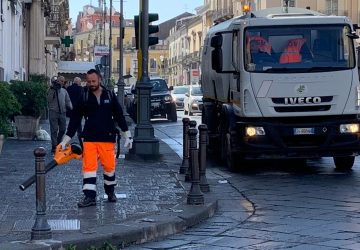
274;105;331;112
283;135;327;148
272;96;333;104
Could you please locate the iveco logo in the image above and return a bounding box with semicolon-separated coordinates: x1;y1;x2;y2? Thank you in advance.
284;97;321;105
295;84;307;94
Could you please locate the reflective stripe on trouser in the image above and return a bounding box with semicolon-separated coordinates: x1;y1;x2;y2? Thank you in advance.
104;171;116;194
82;142;116;197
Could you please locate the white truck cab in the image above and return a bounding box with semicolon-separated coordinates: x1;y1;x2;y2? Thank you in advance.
201;7;360;171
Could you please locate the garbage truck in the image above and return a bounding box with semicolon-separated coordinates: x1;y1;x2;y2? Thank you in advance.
201;6;360;171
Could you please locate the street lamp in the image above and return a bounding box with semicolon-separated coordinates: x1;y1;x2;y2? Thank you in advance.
116;0;128;117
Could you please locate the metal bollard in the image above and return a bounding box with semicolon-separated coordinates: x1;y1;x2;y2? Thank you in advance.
31;147;52;240
198;124;210;193
180;118;190;174
185;120;197;182
187;128;204;205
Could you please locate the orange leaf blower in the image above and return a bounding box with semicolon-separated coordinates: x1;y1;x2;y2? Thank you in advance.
19;143;82;191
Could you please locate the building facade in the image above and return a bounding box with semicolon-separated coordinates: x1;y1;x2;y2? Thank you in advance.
0;0;69;82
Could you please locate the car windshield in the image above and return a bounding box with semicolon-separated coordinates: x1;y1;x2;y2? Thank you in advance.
150;79;168;92
244;24;355;73
173;86;189;94
191;86;202;96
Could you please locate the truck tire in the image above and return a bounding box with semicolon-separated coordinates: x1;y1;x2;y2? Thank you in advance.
167;103;177;122
333;156;354;171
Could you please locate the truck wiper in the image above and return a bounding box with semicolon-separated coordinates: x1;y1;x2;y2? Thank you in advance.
306;66;349;72
263;66;348;73
263;67;307;73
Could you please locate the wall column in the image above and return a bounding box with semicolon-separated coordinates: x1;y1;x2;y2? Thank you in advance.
29;0;45;74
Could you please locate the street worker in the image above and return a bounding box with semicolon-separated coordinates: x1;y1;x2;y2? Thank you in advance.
279;38;312;64
47;76;73;154
59;69;133;208
246;35;274;64
66;77;84;146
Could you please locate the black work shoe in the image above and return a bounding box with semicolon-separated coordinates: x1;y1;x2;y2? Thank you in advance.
77;196;96;208
107;192;117;202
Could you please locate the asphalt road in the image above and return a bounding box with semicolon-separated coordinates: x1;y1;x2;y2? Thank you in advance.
131;111;360;250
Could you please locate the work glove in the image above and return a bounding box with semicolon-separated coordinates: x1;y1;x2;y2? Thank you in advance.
121;130;133;149
59;135;71;150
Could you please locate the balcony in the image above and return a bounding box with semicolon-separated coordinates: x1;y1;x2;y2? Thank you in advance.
46;3;69;38
213;7;234;24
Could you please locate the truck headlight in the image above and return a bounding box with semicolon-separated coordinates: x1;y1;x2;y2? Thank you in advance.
245;126;266;136
164;95;172;102
340;124;359;133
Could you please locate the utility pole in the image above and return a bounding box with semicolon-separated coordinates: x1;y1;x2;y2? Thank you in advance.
108;0;113;89
130;0;159;157
117;0;126;107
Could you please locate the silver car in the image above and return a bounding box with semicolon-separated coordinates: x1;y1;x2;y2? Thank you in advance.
171;85;190;110
184;85;203;116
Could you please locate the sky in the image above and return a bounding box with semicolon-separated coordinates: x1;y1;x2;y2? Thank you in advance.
69;0;204;24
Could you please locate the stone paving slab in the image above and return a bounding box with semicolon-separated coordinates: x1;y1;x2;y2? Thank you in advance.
0;121;218;249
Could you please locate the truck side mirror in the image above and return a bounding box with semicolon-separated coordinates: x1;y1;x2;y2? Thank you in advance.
168;86;174;91
211;34;224;73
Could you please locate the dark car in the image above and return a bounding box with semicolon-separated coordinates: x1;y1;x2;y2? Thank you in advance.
127;78;177;123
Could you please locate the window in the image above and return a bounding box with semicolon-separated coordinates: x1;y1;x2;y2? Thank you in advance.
116;37;120;48
325;0;338;15
150;79;168;92
131;37;136;47
150;58;157;70
244;24;355;73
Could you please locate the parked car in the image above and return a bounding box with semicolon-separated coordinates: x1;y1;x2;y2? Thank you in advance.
127;78;177;122
171;85;190;110
184;85;203;116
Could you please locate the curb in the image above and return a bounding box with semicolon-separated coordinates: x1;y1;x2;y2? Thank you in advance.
0;199;217;250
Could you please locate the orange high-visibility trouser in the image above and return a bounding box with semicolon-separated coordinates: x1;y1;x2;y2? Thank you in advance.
82;142;117;197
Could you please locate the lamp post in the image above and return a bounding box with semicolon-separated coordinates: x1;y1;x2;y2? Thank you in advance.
108;0;113;89
130;0;159;157
116;0;128;116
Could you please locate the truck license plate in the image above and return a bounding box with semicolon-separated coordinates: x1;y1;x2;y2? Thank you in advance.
294;128;315;135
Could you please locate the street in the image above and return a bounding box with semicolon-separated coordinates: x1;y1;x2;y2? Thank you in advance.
133;111;360;250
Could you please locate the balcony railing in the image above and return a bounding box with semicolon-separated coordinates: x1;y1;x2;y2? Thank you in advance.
46;3;69;37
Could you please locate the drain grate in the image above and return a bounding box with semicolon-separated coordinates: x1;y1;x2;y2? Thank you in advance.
13;219;80;231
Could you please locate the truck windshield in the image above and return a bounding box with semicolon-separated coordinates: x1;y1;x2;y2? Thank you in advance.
150;79;168;92
244;25;355;73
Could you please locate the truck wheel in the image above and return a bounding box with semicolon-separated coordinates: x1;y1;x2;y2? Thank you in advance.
333;156;354;171
167;104;177;122
224;133;238;172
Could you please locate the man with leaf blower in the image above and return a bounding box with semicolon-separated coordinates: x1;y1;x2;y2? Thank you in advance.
59;69;133;208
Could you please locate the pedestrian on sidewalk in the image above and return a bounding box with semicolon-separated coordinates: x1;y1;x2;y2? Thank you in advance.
59;69;133;208
66;76;84;147
48;76;72;154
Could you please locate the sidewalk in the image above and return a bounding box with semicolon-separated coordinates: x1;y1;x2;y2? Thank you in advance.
0;121;217;250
